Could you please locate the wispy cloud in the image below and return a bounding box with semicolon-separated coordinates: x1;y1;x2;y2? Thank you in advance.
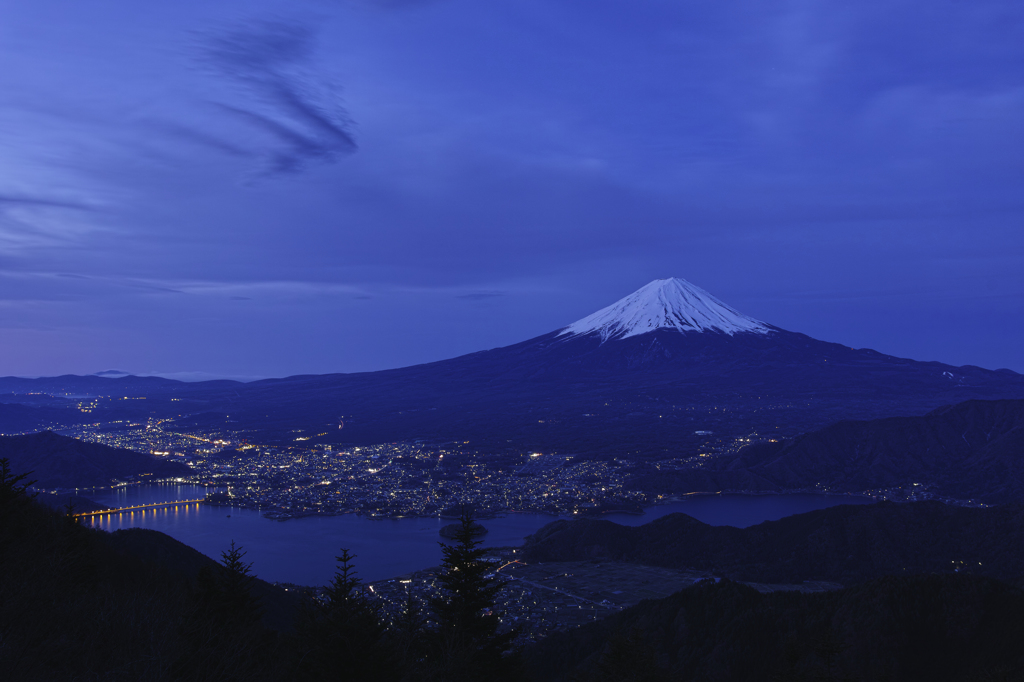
0;271;374;306
0;191;104;252
198;20;357;176
0;193;96;211
456;291;506;300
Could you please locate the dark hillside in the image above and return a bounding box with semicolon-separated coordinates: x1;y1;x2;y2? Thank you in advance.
0;431;191;489
525;575;1024;682
729;399;1024;503
165;329;1024;457
0;402;87;435
522;501;1024;585
106;528;300;631
3;328;1023;461
635;398;1024;503
5;455;1024;681
34;491;109;514
0;481;297;681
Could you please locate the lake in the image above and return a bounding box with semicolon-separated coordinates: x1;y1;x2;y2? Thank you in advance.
84;484;873;585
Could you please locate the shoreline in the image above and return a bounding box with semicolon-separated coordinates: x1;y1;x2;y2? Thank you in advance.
204;489;880;523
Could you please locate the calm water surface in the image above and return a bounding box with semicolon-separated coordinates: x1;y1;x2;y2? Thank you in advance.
85;484;873;585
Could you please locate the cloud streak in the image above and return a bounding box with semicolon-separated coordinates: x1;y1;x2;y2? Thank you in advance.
0;193;96;211
198;20;357;176
456;291;506;300
0;191;104;253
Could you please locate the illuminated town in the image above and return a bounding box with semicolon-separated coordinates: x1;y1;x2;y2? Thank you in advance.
47;416;776;518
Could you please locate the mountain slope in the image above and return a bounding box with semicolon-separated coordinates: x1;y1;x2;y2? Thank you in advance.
3;278;1023;459
170;328;1023;457
165;280;1024;452
1;493;297;681
676;398;1024;503
0;431;191;489
521;500;1024;585
560;277;773;339
525;575;1024;682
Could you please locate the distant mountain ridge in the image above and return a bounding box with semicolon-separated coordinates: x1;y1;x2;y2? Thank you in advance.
0;431;191;489
522;500;1024;586
2;279;1023;460
525;575;1024;682
635;398;1024;503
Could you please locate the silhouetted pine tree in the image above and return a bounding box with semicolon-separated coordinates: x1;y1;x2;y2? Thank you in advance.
0;456;34;512
296;548;401;682
424;508;521;682
393;587;427;677
0;457;35;556
174;540;271;681
216;540;264;623
50;497;97;592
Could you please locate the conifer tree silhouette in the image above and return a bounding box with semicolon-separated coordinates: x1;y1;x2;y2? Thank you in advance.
0;457;35;512
296;548;400;682
425;507;520;682
174;540;267;680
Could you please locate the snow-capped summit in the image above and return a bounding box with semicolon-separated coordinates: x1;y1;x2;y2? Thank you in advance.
559;278;773;340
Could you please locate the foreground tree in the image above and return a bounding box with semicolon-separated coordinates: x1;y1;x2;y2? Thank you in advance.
393;587;427;675
188;540;264;625
174;540;271;681
296;548;401;682
0;457;34;513
0;458;36;555
425;508;521;682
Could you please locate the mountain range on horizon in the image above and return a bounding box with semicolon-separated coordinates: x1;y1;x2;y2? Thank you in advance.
2;277;1023;458
7;277;1024;380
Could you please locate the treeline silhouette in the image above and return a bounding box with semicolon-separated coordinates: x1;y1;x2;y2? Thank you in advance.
524;575;1024;681
0;458;520;682
682;399;1024;504
0;431;190;489
522;500;1024;586
4;457;1024;681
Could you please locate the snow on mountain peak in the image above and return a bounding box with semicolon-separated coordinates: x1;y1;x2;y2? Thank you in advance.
559;278;773;340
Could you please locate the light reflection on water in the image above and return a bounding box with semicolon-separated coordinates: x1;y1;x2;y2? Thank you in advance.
83;484;873;586
86;501;206;532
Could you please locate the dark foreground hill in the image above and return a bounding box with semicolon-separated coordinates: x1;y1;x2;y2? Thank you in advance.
522;501;1024;585
0;401;87;435
0;431;191;489
34;491;110;514
0;490;299;681
5;466;1024;682
634;398;1024;503
525;575;1024;682
105;528;301;630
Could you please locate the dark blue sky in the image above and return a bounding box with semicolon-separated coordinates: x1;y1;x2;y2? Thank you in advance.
1;0;1022;380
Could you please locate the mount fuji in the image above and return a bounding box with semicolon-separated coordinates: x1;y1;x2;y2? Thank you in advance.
3;278;1024;458
560;278;773;339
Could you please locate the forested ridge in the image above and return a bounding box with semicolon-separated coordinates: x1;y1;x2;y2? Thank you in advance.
523;500;1024;585
0;431;190;489
0;457;520;682
630;399;1024;503
4;457;1024;681
524;575;1024;681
